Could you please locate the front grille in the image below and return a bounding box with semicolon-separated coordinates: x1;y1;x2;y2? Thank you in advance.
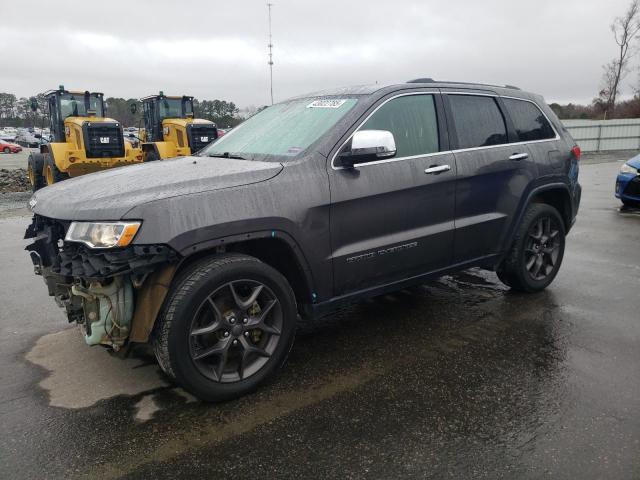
187;124;218;153
623;176;640;197
83;122;125;158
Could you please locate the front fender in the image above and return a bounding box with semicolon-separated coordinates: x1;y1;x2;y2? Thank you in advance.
169;223;317;302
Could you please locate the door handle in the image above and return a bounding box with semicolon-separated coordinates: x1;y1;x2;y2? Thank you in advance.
424;164;451;174
509;153;529;161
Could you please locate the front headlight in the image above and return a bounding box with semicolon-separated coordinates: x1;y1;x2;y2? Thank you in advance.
65;221;141;248
620;163;639;175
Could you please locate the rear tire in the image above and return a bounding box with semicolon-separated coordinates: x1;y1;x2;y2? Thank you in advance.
621;198;640;209
3;147;9;154
497;203;566;292
27;153;45;191
152;254;297;402
43;153;68;186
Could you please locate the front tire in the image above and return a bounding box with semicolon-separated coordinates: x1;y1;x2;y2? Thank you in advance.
3;147;9;154
152;254;297;402
621;198;640;209
43;153;68;186
27;153;45;191
497;203;566;292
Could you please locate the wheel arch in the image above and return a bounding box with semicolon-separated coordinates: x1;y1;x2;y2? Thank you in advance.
529;186;572;232
497;182;573;266
174;231;316;315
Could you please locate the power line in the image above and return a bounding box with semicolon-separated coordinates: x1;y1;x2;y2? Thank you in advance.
267;3;274;105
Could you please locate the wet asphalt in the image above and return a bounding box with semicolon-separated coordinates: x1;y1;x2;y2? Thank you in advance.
0;158;639;479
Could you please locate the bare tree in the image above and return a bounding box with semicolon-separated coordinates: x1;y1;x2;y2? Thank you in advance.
599;0;640;118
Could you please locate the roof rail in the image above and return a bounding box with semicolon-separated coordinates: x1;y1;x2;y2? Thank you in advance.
406;78;520;90
406;78;434;83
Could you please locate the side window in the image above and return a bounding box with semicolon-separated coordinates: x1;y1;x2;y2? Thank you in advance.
449;95;507;149
503;98;556;142
359;94;439;158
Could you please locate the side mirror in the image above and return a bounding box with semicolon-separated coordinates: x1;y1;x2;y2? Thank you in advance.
130;103;137;114
338;130;396;168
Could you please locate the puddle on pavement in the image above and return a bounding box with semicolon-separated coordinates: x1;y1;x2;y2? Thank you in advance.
25;327;169;409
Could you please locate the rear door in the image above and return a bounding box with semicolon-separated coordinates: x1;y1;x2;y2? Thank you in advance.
501;96;561;171
443;92;537;263
328;91;457;295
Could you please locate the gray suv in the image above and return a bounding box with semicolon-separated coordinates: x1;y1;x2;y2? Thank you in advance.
25;79;581;401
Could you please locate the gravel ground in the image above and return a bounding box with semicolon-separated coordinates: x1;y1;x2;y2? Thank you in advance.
0;148;36;171
0;169;29;193
0;191;31;218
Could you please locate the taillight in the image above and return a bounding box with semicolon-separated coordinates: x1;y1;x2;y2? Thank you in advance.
571;145;581;161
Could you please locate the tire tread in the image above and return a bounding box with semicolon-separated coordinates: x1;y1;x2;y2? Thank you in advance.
153;254;261;380
497;203;565;292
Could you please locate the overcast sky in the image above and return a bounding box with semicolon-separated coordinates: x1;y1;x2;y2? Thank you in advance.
0;0;636;107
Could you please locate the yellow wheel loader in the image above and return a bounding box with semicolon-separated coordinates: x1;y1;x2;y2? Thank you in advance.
138;92;218;161
27;86;143;191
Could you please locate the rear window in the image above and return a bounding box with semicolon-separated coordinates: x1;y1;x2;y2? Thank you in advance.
449;95;507;149
503;98;556;142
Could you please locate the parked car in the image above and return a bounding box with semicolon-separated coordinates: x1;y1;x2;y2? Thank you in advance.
15;131;47;148
0;128;17;142
25;79;581;401
0;139;22;153
615;154;640;207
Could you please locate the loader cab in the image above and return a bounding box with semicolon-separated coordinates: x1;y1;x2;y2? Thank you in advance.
141;93;195;142
46;86;105;143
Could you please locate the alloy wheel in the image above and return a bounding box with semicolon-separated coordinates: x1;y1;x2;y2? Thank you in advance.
188;279;283;383
524;215;561;281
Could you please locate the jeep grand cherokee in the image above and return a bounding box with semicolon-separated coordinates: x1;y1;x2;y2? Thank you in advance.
25;79;581;401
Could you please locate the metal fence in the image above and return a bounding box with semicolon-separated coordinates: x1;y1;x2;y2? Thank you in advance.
562;119;640;152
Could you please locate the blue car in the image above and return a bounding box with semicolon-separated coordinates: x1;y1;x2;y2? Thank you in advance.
615;154;640;207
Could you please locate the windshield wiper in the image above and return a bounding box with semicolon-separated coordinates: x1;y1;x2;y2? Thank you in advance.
204;152;246;160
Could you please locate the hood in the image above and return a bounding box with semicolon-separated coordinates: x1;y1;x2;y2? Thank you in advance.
31;156;283;221
626;154;640;170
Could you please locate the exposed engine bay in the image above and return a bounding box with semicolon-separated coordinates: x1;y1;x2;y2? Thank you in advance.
24;215;178;350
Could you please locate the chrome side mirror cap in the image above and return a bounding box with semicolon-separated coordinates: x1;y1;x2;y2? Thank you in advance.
339;130;397;168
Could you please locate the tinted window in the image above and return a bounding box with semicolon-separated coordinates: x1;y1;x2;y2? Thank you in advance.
59;93;104;118
360;94;439;158
449;95;507;149
503;98;556;141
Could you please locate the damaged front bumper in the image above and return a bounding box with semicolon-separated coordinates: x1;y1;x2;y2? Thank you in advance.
25;215;179;350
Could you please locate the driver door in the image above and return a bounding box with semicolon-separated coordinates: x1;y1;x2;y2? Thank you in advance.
328;92;456;296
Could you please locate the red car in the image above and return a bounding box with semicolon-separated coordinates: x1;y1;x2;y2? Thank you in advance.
0;140;22;154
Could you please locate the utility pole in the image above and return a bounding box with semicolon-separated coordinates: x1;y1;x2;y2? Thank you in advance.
267;2;274;105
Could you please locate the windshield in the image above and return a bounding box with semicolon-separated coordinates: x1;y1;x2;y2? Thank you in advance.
159;98;193;118
59;93;104;118
200;97;358;159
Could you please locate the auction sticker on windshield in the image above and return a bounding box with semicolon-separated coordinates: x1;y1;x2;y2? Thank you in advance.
307;99;347;109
